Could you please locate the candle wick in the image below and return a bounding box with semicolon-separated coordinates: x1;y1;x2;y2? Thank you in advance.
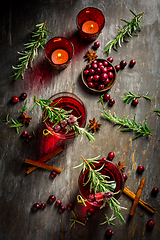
58;53;62;58
90;24;93;29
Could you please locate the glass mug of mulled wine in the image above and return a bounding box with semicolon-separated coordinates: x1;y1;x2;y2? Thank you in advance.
78;159;124;207
43;92;87;140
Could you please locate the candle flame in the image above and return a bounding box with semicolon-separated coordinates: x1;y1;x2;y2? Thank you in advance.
90;24;94;29
58;53;62;58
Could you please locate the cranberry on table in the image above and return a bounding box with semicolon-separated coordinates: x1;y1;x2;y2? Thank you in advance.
48;195;56;203
94;41;100;49
151;187;159;196
115;64;121;71
105;229;114;238
137;165;145;174
120;60;127;69
11;96;19;103
86;208;95;216
129;59;136;67
108;99;115;106
107;57;114;63
50;171;57;179
146;220;155;229
20;92;27;100
59;205;66;213
67;203;73;211
25;135;32;142
41;202;46;209
22;131;28;138
123;173;128;181
132;99;139;106
108;71;114;79
103;93;110;101
56;200;62;206
32;203;41;211
108;152;115;160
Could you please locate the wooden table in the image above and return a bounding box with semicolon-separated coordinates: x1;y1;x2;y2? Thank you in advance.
0;1;160;239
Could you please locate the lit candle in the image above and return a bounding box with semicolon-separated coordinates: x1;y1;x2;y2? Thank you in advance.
82;20;99;34
51;49;69;65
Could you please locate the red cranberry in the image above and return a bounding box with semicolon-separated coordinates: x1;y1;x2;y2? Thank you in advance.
86;64;91;69
108;152;115;160
132;99;139;106
92;60;97;64
102;157;108;160
97;84;104;90
22;131;28;138
11;96;19;103
53;124;61;133
95;68;101;75
86;208;95;216
25;135;32;142
103;61;109;66
67;203;73;211
95;192;104;202
103;93;110;101
115;65;121;71
100;73;108;81
56;200;62;206
108;99;115;106
41;202;46;209
50;171;57;179
60;120;68;128
147;220;155;229
32;203;41;211
108;72;114;79
88;193;95;202
20;93;27;100
123;173;128;181
137;165;145;174
84;70;89;75
120;60;127;69
108;66;113;71
94;41;100;48
92;63;98;69
107;57;114;63
88;82;94;88
59;205;66;213
104;192;113;200
87;76;93;82
102;67;108;73
89;69;95;75
93;75;100;81
98;62;103;67
68;116;77;125
99;65;105;71
48;195;56;203
105;229;113;237
151;187;159;196
129;59;136;67
104;79;110;85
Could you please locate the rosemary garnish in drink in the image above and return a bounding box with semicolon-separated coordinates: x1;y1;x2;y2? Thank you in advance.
105;9;144;54
101;110;154;140
122;91;154;104
30;96;96;142
12;20;53;80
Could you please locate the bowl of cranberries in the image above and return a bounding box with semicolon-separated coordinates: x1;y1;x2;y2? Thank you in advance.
82;59;116;92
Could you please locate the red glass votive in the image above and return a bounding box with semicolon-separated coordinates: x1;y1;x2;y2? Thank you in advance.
45;37;74;70
44;92;87;140
76;7;105;41
78;160;124;207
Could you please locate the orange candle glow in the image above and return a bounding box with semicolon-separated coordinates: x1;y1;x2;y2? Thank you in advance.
51;49;69;64
82;20;99;34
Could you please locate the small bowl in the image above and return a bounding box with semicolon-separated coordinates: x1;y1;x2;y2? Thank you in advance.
81;58;116;92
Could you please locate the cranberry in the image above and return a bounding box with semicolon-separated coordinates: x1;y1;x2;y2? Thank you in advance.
25;135;32;142
86;64;91;69
129;59;136;67
108;99;115;106
88;194;95;202
67;203;73;211
120;60;127;69
100;73;108;81
41;202;46;209
108;72;114;79
22;131;28;138
95;192;104;202
103;93;110;101
68;116;77;125
108;152;115;160
60;120;68;128
137;165;145;174
48;195;56;203
147;220;155;229
115;65;121;71
105;229;113;238
99;65;105;71
89;69;95;75
95;68;101;75
53;124;61;133
59;205;66;213
32;203;41;211
104;192;113;200
93;75;100;82
87;76;93;82
151;187;159;196
50;171;57;179
97;84;104;90
102;157;108;160
92;63;98;69
86;208;95;216
56;200;62;206
94;82;98;86
132;99;139;106
84;70;89;76
103;61;109;66
107;57;114;63
98;62;103;67
123;173;128;181
20;93;27;100
88;82;94;88
108;66;113;71
102;67;108;73
104;79;110;85
11;96;19;103
92;60;97;64
94;41;100;48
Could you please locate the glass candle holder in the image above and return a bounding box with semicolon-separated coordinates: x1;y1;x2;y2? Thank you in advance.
45;37;74;70
78;159;124;207
76;7;105;41
44;92;87;140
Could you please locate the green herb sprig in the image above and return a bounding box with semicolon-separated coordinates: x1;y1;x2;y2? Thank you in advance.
0;113;10;122
12;20;53;80
18;100;28;112
70;210;88;229
9;119;23;134
101;110;154;140
122;91;154;104
154;109;160;116
73;155;126;225
30;96;96;142
105;10;144;54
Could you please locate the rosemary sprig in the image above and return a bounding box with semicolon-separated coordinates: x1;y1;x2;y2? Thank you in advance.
122;91;154;104
100;212;117;226
12;20;53;80
101;110;154;140
18;100;27;112
154;109;160;116
97;94;106;109
0;113;9;122
9;118;23;134
30;96;96;142
105;9;144;54
70;211;88;229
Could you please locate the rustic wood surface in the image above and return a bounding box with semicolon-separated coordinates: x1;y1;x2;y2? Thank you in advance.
0;0;160;239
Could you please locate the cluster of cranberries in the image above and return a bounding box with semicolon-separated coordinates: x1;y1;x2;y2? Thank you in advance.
22;131;33;142
83;58;115;91
115;59;136;72
53;116;77;133
11;92;27;103
102;151;115;161
102;93;115;107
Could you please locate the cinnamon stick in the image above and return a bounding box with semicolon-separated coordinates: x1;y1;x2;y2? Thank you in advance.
25;159;62;173
129;178;146;216
123;187;155;214
26;147;63;174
